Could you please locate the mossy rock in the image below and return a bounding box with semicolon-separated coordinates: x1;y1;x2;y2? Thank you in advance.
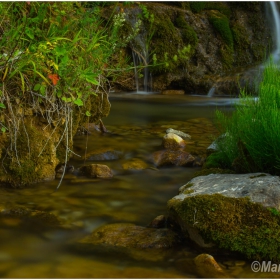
175;13;198;49
169;194;280;261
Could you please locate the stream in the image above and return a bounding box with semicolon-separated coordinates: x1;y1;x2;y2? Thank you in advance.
0;93;278;278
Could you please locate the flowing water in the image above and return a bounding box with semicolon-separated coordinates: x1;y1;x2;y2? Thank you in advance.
0;94;279;278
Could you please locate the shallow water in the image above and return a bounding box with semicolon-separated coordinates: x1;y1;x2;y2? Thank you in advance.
0;93;279;278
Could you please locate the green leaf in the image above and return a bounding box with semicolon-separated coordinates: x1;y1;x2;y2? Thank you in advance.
1;127;6;133
74;98;83;106
57;91;62;98
73;29;82;44
39;85;46;95
55;45;67;56
86;111;91;117
62;97;72;103
25;28;34;40
86;77;99;85
0;103;6;109
34;84;41;91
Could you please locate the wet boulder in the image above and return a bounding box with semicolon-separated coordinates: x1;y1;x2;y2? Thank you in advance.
166;128;191;140
152;150;195;167
168;173;280;261
147;215;169;229
162;133;186;150
0;207;61;228
79;164;113;178
194;254;229;278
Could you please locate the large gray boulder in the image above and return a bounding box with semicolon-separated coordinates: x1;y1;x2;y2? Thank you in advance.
167;173;280;261
177;173;280;209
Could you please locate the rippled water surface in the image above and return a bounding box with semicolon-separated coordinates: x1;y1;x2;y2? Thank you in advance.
0;93;278;278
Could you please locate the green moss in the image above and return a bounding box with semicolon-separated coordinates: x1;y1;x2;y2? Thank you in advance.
220;44;234;69
175;14;198;48
209;13;233;48
268;208;280;217
147;8;196;74
181;183;194;189
190;2;206;13
249;174;267;179
231;23;252;65
190;2;231;17
5;122;51;186
183;189;194;195
192;168;235;179
207;11;234;68
206;2;231;18
175;14;189;29
168;194;280;261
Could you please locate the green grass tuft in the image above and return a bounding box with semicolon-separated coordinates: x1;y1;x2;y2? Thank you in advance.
214;61;280;175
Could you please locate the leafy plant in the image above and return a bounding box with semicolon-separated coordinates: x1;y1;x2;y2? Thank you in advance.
0;2;124;187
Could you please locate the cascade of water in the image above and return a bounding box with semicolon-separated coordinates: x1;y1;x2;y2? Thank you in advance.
125;10;153;94
131;46;152;93
268;2;280;62
207;87;215;97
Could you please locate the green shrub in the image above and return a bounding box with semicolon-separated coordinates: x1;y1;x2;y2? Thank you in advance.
214;61;280;175
0;2;124;187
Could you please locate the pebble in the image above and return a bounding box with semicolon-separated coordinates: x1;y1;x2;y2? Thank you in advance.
166;128;191;139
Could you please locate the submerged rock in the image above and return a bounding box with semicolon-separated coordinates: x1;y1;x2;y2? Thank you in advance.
77;223;181;261
0;207;61;228
152;150;195;167
194;254;229;278
166;128;191;140
168;173;280;261
79;164;113;178
85;148;122;161
122;158;149;170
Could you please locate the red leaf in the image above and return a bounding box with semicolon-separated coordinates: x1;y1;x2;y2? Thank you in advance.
48;73;60;85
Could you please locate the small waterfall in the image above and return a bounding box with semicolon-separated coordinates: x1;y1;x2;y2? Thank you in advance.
268;2;280;62
125;9;153;94
207;87;215;97
131;45;152;93
131;48;152;93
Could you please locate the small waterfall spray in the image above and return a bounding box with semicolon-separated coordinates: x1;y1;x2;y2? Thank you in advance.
268;2;280;62
125;9;153;94
131;48;151;93
131;44;152;93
